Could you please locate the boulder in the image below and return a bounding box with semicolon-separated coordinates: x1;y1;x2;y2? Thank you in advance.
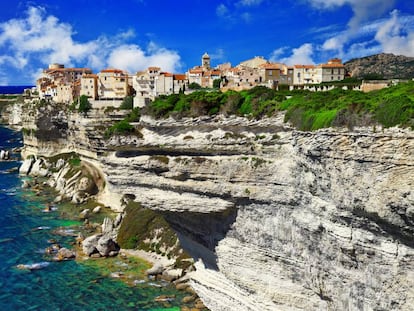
19;158;34;175
96;235;120;257
79;209;90;219
92;206;102;214
22;180;31;188
82;234;101;256
55;247;76;261
146;262;164;276
30;158;49;177
72;191;87;204
162;268;183;282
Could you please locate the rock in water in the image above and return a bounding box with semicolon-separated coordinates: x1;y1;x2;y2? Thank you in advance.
19;158;34;175
55;248;76;261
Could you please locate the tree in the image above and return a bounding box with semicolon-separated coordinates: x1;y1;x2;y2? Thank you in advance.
213;78;222;89
120;96;134;110
188;82;201;90
78;95;92;114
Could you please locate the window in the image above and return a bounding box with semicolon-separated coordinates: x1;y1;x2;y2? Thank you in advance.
269;71;273;76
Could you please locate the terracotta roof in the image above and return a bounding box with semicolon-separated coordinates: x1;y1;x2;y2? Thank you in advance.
161;72;173;77
294;65;315;69
260;63;281;70
45;68;92;73
148;66;161;71
174;74;187;80
100;68;125;73
189;69;203;74
82;74;98;78
319;63;344;68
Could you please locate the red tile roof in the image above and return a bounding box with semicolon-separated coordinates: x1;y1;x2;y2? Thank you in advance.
174;74;187;80
100;68;125;73
294;65;315;69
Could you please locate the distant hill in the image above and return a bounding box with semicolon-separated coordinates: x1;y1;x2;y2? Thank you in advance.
344;53;414;79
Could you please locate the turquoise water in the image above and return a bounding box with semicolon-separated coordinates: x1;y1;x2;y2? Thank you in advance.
0;126;183;311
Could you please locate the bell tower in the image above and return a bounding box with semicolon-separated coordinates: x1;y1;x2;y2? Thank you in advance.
202;52;211;70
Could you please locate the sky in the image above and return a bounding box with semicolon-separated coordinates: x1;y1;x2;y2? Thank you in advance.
0;0;413;85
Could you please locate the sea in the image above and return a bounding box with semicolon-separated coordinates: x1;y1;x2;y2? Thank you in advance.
0;86;33;94
0;89;184;310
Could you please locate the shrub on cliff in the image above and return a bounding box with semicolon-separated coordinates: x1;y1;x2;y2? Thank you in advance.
104;120;135;137
78;95;92;114
120;96;134;110
117;201;182;258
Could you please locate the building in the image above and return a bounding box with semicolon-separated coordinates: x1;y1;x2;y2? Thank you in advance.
97;69;129;99
80;74;98;100
36;64;92;103
132;67;189;108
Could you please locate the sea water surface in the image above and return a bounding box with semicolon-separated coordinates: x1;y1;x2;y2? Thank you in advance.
0;126;182;310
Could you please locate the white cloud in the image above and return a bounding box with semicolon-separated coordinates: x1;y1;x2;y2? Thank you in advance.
375;10;414;57
216;1;260;23
107;43;181;74
307;0;395;30
269;47;288;62
210;48;226;61
279;43;315;65
237;0;263;7
216;4;229;17
0;6;182;82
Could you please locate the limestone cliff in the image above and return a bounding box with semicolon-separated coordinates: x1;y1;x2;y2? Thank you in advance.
10;104;414;310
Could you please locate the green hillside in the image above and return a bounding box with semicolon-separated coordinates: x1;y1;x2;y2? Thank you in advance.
143;82;414;131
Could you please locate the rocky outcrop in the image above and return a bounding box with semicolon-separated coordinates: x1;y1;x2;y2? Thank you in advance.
14;101;414;311
344;53;414;79
100;117;414;311
82;217;121;257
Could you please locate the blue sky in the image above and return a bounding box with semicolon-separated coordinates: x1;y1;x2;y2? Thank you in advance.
0;0;413;85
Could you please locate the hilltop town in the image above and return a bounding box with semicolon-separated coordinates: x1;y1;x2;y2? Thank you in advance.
33;53;346;109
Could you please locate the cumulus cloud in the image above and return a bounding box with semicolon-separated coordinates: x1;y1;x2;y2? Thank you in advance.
216;4;229;17
307;0;395;31
306;0;414;60
278;44;315;65
269;47;288;62
0;6;182;82
375;10;414;56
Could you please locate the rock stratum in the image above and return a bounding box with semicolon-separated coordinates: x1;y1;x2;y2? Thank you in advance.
10;103;414;310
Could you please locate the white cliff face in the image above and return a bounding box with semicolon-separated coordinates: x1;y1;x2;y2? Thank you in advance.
16;106;414;310
101;117;414;311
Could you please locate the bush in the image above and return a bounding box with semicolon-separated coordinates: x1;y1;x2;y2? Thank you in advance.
120;96;134;110
78;95;92;114
105;120;135;137
188;82;201;90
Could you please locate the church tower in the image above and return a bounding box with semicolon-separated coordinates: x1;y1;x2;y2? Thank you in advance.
202;52;211;70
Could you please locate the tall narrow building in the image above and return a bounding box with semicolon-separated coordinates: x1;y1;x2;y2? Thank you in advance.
202;52;211;70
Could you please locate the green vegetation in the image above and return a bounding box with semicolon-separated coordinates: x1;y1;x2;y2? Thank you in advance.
282;81;414;130
70;95;92;114
213;78;222;89
188;82;201;90
105;120;135;137
145;81;414;131
117;201;182;259
120;96;134;110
